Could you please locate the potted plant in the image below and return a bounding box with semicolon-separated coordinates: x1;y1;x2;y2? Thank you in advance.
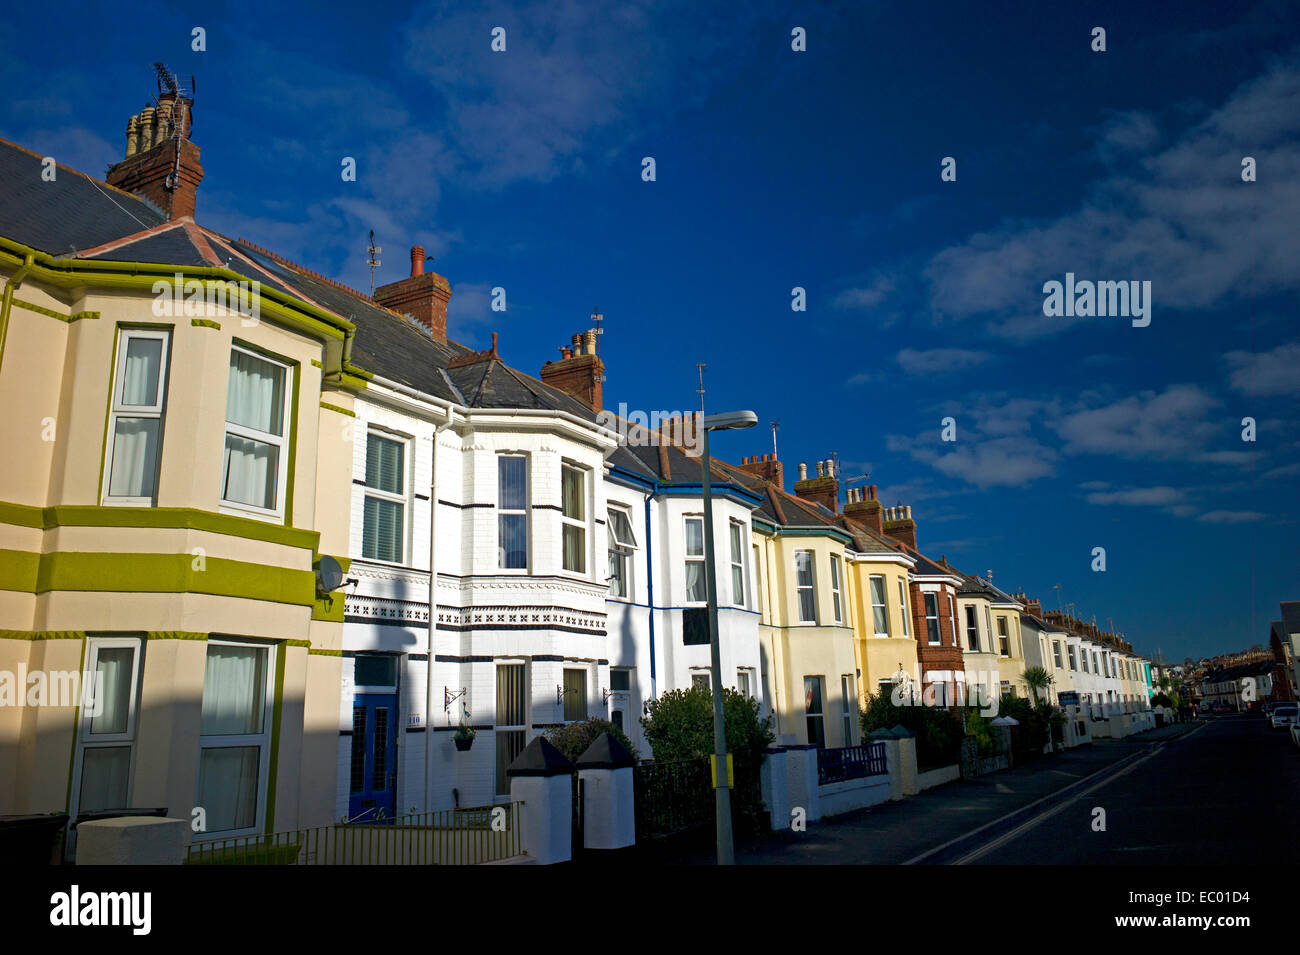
453;723;476;752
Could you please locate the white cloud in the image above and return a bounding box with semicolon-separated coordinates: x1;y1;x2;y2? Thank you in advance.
896;348;991;376
1197;510;1266;524
1054;385;1219;459
1223;341;1300;396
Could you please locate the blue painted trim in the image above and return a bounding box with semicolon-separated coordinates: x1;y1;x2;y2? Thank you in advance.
652;482;763;507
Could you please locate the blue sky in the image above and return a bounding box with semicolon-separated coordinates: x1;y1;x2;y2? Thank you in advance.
3;0;1297;661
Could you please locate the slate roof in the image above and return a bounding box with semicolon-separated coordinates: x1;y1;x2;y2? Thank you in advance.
0;137;165;254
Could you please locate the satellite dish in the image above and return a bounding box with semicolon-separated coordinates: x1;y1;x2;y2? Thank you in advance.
316;555;344;594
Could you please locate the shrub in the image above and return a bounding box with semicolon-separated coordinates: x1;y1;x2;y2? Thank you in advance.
640;684;773;764
546;718;639;763
859;691;962;769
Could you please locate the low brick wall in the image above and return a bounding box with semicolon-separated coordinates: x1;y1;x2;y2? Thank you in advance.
916;765;960;791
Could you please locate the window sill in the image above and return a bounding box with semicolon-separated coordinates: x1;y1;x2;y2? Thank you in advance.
219;502;285;525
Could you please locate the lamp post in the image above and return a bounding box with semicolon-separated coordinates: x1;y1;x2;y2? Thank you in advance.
699;409;758;866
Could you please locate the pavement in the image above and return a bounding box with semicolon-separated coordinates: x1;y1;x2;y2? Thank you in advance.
668;715;1290;865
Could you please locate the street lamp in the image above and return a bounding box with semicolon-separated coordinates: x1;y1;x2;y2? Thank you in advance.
699;409;757;866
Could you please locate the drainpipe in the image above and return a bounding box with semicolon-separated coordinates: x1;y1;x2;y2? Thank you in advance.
0;254;35;378
644;487;657;702
424;407;451;810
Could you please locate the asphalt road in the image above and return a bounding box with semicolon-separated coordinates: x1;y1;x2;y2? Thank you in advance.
962;714;1300;865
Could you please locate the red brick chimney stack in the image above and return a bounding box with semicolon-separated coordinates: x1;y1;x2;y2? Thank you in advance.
843;483;883;534
737;453;784;490
540;327;604;412
106;88;204;220
374;245;453;341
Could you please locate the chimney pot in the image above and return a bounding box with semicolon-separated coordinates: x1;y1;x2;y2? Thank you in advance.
410;246;426;277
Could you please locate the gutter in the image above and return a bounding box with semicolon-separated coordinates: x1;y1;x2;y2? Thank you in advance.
425;405;452;810
0;253;35;378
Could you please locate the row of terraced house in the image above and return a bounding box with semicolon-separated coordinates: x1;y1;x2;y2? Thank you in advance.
0;81;1155;851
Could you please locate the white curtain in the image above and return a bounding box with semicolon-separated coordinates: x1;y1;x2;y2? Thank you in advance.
201;645;266;736
120;337;162;406
226;350;284;435
686;560;706;602
871;577;889;634
89;647;133;735
197;747;259;832
79;746;131;812
108;418;159;498
223;435;278;509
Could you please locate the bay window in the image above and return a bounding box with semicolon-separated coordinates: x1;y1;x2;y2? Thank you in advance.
222;346;290;518
729;520;746;606
830;555;843;623
561;463;587;574
71;637;143;817
362;432;407;563
607;506;636;598
924;592;940;644
105;328;170;504
795;551;817;623
196;641;273;837
684;516;706;603
870;574;889;636
498;455;528;569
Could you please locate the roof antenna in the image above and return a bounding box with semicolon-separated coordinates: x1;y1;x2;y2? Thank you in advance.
366;230;382;295
696;362;706;416
770;420;780;459
591;307;605;383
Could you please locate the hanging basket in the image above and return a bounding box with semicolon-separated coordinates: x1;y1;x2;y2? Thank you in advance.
454;734;474;752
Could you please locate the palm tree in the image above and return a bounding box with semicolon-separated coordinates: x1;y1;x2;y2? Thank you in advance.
1022;666;1053;704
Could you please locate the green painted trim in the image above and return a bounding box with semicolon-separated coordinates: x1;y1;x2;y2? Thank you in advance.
310;359;323;369
190;318;221;330
0;255;36;378
11;297;100;323
308;647;342;657
311;593;345;622
94;324;123;502
282;639;311;649
0;549;315;606
0;549;40;591
146;631;209;641
0;501;320;551
286;360;300;526
319;401;355;417
0;629;87;640
265;641;287;834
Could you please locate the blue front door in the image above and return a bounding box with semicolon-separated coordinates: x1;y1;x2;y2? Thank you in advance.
348;693;398;822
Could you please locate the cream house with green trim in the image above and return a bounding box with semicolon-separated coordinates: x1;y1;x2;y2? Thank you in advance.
0;128;362;845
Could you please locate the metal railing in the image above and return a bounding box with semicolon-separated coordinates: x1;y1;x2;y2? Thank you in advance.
184;802;523;865
816;742;888;786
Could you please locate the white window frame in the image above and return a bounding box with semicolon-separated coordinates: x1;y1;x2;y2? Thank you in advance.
946;593;956;644
221;344;292;522
997;616;1010;656
737;669;753;698
69;636;144;821
924;592;941;644
830;555;843;624
795;550;817;624
361;429;411;565
684;515;706;604
841;674;856;746
897;579;910;637
1052;640;1064;669
607;505;637;599
965;605;980;651
194;638;276;841
1068;645;1078;670
729;519;747;608
560;462;588;576
869;574;889;637
103;327;171;506
497;453;530;572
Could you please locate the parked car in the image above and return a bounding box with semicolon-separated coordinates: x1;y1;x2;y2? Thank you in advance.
1291;722;1300;751
1268;704;1298;730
